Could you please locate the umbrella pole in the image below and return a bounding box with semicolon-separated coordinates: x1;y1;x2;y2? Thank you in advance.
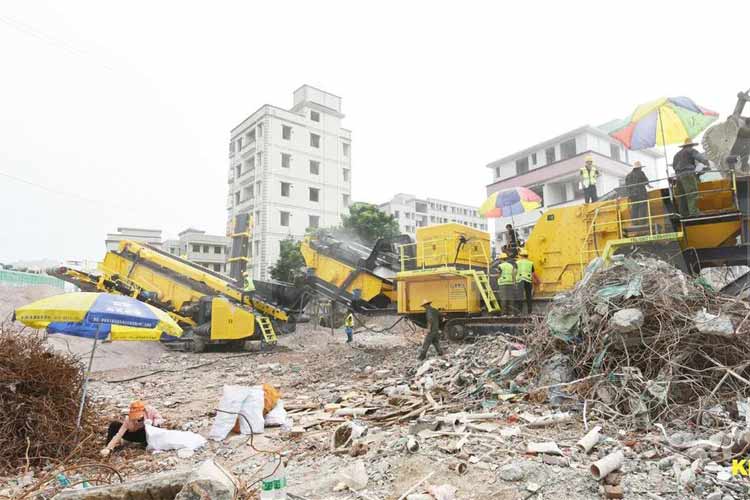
658;108;676;209
76;325;100;428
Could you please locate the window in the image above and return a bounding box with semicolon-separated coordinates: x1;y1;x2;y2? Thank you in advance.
234;191;240;205
254;240;260;257
309;187;320;202
560;138;577;160
309;215;320;228
516;158;529;175
213;263;221;272
247;156;255;171
310;110;320;122
280;211;290;227
415;201;427;213
494;167;500;178
610;143;621;161
247;185;254;199
192;244;200;252
545;147;556;164
237;137;243;150
235;164;242;178
214;245;222;254
229;142;234;154
394;210;400;218
310;133;320;148
202;245;209;253
282;125;292;140
245;129;255;143
343;194;350;206
343;168;350;182
281;153;291;168
531;152;537;165
257;123;263;137
309;160;320;175
343;143;350;157
281;182;291;197
256;152;262;167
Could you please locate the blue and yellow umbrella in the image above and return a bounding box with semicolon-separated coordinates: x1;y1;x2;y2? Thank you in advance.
14;292;182;426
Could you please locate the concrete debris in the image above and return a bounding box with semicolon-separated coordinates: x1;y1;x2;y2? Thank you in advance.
497;463;526;482
337;460;368;491
608;307;644;332
693;309;735;336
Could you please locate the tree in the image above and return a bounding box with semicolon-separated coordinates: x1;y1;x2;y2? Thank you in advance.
269;238;306;283
341;202;400;244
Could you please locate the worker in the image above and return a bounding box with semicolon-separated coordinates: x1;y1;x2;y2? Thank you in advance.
344;312;354;343
515;249;539;314
505;224;519;257
624;161;651;224
418;299;443;360
496;253;517;315
580;155;599;203
241;270;255;305
672;138;709;217
101;400;165;457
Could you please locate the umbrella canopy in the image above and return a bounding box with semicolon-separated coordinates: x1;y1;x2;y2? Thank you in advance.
480;187;542;218
14;292;182;336
46;321;180;341
607;96;719;150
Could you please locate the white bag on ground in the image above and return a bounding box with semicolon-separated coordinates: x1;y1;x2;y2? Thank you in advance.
145;424;206;452
209;385;254;441
264;399;287;427
238;385;265;435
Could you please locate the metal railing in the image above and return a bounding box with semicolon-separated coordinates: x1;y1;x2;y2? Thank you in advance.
398;236;491;273
578;169;739;269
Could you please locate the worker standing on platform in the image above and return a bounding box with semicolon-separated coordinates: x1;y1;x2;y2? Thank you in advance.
672;138;709;217
418;299;443;360
625;161;651;224
344;312;354;343
496;253;517;315
580;155;599;203
515;249;538;314
241;270;255;305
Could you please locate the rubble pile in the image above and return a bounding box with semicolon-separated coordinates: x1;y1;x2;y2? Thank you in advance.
0;328;100;474
524;257;750;426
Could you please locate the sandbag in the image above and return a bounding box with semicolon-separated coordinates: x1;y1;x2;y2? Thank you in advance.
238;386;265;435
263;383;280;415
210;385;255;441
264;400;288;427
146;424;206;452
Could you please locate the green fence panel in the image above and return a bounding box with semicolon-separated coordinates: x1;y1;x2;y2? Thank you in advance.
0;269;65;289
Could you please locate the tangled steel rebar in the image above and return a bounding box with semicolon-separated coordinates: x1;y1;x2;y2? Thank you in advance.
0;328;102;475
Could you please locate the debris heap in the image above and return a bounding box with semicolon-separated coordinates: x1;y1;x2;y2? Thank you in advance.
525;257;750;425
0;328;99;473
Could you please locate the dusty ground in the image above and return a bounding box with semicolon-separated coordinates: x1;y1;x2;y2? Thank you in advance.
52;319;743;500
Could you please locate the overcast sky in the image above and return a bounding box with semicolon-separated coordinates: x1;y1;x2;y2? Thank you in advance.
0;1;745;263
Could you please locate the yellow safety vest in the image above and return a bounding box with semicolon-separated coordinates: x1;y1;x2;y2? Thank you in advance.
244;276;255;292
516;258;533;283
345;314;353;327
580;165;599;188
497;262;515;286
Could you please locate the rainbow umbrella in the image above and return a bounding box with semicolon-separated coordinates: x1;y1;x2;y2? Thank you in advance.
480;187;542;218
607;97;718;150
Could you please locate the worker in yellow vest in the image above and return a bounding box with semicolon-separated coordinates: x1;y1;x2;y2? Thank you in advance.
515;248;539;314
344;313;354;343
496;253;517;315
241;270;255;306
580;155;599;203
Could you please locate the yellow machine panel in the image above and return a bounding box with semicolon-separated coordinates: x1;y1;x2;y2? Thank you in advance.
300;239;396;302
397;270;482;315
210;298;256;341
413;224;491;269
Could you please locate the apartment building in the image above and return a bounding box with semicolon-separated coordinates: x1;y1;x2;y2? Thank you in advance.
379;193;486;237
227;85;352;279
163;228;231;273
105;227;162;251
485;125;662;246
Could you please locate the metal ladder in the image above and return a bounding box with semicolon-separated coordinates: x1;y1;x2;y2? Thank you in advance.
467;270;500;313
256;316;277;343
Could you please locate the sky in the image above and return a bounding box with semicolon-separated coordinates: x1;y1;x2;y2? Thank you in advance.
0;1;746;263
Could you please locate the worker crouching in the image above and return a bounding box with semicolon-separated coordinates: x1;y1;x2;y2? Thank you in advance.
101;400;165;457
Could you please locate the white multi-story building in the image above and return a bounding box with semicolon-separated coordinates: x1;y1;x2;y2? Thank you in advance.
378;193;487;237
227;85;352;279
485;125;662;246
105;227;162;251
163;228;231;273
